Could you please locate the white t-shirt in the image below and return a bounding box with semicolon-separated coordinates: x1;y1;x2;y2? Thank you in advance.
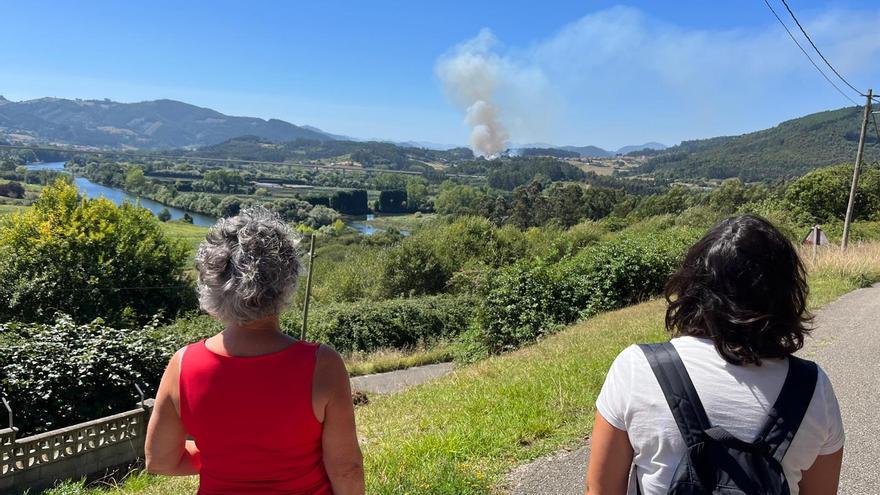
596;336;844;495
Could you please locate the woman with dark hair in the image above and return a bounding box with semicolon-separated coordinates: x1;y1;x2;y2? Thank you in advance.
585;215;843;494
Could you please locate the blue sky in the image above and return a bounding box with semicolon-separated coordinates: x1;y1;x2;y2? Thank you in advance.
2;1;879;149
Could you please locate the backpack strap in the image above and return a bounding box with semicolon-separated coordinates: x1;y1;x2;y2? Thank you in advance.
757;355;818;462
638;343;712;447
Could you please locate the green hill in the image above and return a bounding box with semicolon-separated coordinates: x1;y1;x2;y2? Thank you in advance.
639;106;880;181
0;96;333;149
191;135;474;171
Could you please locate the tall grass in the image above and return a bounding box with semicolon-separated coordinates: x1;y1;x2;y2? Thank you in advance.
802;242;880;279
801;242;880;307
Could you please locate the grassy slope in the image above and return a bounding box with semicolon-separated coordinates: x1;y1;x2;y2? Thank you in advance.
51;255;878;495
364;213;438;232
0;204;25;215
159;221;209;259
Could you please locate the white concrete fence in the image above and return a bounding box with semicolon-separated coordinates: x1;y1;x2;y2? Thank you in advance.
0;399;154;494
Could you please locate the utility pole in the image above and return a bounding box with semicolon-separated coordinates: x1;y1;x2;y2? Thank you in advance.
300;234;316;341
842;88;873;251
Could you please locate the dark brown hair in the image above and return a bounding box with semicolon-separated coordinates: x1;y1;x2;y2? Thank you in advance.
665;215;811;365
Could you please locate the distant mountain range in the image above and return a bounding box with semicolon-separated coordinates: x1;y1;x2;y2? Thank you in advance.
512;142;667;158
5;94;870;183
639;106;880;181
0;95;671;157
0;96;333;149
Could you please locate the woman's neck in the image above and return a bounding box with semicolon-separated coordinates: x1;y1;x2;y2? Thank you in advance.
211;315;295;357
224;315;283;336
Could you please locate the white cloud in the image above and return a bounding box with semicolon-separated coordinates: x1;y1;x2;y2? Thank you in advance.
438;5;880;148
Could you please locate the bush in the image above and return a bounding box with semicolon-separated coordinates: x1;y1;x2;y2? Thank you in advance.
309;245;384;303
0;180;24;198
150;312;222;349
308;295;474;353
563;231;696;317
476;230;698;353
157;207;172;222
0;180;194;325
433;216;528;269
476;260;578;353
0;316;174;435
377;217;532;298
737;197;812;240
378;236;451;297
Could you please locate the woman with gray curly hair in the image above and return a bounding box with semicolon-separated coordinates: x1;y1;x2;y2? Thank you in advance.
145;206;364;495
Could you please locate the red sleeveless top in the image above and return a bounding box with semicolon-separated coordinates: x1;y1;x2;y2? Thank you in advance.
179;340;332;494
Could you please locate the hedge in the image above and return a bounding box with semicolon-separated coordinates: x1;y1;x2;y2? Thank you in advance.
307;295;475;353
477;229;699;352
0;316;172;436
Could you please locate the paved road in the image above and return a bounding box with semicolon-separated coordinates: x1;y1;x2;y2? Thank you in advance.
801;284;880;492
350;362;455;394
505;284;880;495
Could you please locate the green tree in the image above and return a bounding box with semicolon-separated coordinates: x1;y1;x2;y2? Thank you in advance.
508;180;549;229
124;166;147;192
378;190;407;213
405;178;429;210
379;236;451;297
785;164;880;223
0;180;193;325
306;205;341;228
157;207;172;222
218;196;243;218
434;181;484;216
372;172;408;191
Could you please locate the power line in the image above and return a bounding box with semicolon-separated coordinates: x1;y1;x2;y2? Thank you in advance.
778;0;871;101
762;0;859;105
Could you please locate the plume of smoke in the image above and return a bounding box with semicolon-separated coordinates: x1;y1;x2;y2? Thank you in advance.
436;29;509;158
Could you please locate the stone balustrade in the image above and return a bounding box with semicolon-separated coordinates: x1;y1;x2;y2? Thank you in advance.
0;399;154;494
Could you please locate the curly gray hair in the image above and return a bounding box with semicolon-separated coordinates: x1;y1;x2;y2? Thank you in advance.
195;206;301;324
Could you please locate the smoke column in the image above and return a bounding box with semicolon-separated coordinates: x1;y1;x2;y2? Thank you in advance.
436;29;509;157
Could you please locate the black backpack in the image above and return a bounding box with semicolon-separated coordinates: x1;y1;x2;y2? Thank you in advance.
636;342;818;495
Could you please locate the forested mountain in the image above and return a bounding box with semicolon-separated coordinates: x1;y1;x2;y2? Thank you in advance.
639;106;880;181
191;135;474;171
616;142;667;154
0;96;332;149
518;147;581;158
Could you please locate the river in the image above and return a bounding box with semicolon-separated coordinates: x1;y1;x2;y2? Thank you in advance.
25;162;403;234
26;161;217;226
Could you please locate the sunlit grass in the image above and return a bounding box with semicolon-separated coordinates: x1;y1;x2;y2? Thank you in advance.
346;344;453;377
158;221;209;260
0;204;26;215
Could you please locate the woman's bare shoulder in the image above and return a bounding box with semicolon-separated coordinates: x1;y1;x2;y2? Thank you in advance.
315;344;348;380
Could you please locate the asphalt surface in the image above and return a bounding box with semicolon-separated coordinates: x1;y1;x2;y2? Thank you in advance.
350;362;455;394
504;284;880;495
800;284;880;493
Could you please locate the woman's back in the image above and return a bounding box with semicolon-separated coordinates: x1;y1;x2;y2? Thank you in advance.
179;339;332;494
597;336;844;494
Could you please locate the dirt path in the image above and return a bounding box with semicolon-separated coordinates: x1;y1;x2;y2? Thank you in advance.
350;362;455;394
504;284;880;495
